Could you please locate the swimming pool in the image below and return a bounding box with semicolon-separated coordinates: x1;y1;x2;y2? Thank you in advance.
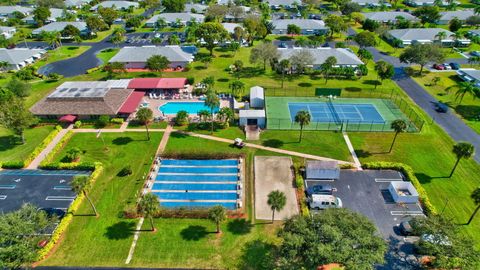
159;102;219;115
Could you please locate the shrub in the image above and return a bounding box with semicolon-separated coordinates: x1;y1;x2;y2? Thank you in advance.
110;118;124;124
96;115;110;128
73;121;82;129
187;76;195;84
47;72;63;81
40;131;74;166
1;160;25;169
118;165;133;176
63;147;81;162
174;110;189;126
86;67;100;74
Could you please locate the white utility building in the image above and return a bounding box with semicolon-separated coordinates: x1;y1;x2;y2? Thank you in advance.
239;110;265;128
250;86;264;109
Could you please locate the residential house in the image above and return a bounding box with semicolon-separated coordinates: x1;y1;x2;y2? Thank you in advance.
65;0;90;9
266;0;299;9
0;26;16;39
23;8;66;25
0;5;32;20
224;6;251;22
32;21;89;37
0;48;46;70
468;29;480;37
108;46;194;69
438;10;475;25
385;28;470;47
222;22;243;34
352;0;391;7
91;1;139;11
145;13;205;27
271;19;329;35
457;69;480;87
184;3;208;14
362;11;418;23
277;47;364;69
404;0;458;6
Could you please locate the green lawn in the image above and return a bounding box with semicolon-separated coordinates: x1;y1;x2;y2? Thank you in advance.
0;125;54;163
33;46;91;70
175;124;246;140
411;71;480;134
96;48;120;64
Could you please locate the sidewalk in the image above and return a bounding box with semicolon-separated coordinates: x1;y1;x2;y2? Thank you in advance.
26;124;73;169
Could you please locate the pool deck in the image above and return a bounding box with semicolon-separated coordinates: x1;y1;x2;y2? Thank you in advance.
137;97;230;119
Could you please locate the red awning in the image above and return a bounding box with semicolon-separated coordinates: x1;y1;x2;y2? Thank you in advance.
118;91;145;114
157;78;187;89
128;78;162;89
58;114;77;123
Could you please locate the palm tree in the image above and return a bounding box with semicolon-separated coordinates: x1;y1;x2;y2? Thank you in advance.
43;31;61;49
450;142;475;177
73;35;82;44
136;107;153;140
138;193;160;231
267;190;286;223
208;205;226;233
168;34;180;45
71;175;98;216
218;107;233;124
198;109;211;123
475;5;480;15
467;188;480;225
294;110;311;142
468;56;480;67
435;31;447;47
229;80;245;97
205;89;220;134
279;59;291;88
454;82;479;104
389;119;407;153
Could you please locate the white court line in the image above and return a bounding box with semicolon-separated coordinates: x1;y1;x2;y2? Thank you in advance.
390;211;424;216
0;195;7;200
45;196;75;201
0;185;15;189
53;187;71;190
375;178;403;182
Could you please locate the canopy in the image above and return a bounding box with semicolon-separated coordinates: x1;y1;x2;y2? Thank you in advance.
58;114;77;123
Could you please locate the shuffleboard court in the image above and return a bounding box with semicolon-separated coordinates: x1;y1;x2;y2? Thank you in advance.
152;183;238;191
161;159;238;166
160;201;237;209
155;174;238;182
158;166;238;174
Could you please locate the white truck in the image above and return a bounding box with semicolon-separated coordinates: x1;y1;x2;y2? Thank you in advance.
308;194;343;210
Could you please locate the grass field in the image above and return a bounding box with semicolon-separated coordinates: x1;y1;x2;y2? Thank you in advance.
96;48;120;64
0;125;54;163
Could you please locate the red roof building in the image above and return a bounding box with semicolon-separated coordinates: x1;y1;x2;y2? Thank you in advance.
118;91;146;114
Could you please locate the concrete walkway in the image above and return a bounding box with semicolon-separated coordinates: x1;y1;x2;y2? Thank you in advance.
342;132;362;170
26;125;73;169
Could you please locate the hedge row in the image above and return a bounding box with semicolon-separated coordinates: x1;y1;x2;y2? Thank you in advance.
0;160;25;169
24;125;63;167
294;166;310;217
161;152;244;160
36;162;103;261
39;131;73;167
363;162;437;216
39;161;97;170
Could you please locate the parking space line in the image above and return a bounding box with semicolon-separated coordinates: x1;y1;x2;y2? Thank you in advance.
53;186;71;190
0;185;16;189
390;211;424;216
375;178;403;182
45;196;75;201
0;195;6;200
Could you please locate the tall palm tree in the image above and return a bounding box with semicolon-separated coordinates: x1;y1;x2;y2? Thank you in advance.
43;31;61;49
267;190;286;223
136;107;153;140
208;205;226;233
217;107;233;124
279;59;291;89
467;188;480;225
294;110;311;142
435;31;447;47
390;119;407;153
168;34;180;45
450;142;475;177
205;89;220;134
447;81;480;104
71;175;98;216
198;109;211;123
138;193;160;231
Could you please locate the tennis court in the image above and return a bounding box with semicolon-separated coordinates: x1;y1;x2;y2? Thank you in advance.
151;159;242;210
266;97;418;132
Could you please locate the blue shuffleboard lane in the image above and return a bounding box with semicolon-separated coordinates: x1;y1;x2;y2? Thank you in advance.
161;159;238;166
152;183;238;191
158;166;238;174
156;174;238;182
153;192;238;201
160;201;237;210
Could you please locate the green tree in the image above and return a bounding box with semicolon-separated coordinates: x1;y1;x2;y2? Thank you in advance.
229;80;245;97
198;109;211;123
103;61;126;78
205;4;228;22
200;56;212;68
33;6;51;26
61;24;80;38
231;59;243;79
195;22;229;55
202;76;215;89
389;119;407;152
450;142;474;177
413;6;441;25
86;16;108;34
399;43;445;75
6;77;31;97
41;30;62;49
146;55;170;73
136;107;153;140
325;14;347;37
110;27;126;46
98;7;119;27
340;1;361;16
71;175;98;216
249;42;279;70
287;24;301;35
243;14;268;45
64;147;81;162
156;17;167;30
449;17;462;32
277;209;387;269
446;81;480;104
161;0;186;12
374;60;395;88
208;205;226;233
267;190;286;223
205;89;220;134
229;42;240;56
174;110;188;126
138;193;160;231
357;48;373;63
217;107;233;123
320;56;337;83
467;187;480;225
0;95;35;144
126;15;143;30
168;34;180;45
289;50;314;74
354;30;377;47
278;59;291;88
294;110;311;142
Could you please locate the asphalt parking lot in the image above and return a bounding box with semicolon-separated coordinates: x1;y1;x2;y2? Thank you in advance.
306;169;424;239
0;170;89;213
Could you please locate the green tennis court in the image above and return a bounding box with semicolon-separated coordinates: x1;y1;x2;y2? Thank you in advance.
265;97;418;132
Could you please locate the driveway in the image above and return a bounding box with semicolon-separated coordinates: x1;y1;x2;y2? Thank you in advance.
254;156;299;221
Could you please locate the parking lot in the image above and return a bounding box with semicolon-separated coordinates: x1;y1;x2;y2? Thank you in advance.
306;169;424;239
0;170;89;213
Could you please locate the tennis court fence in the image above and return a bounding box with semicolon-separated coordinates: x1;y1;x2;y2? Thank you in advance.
265;87;425;133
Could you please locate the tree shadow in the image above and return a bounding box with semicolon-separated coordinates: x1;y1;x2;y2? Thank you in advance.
262;139;284;148
219;54;233;58
455;105;480;121
180;225;209;241
363;80;380;86
344;87;362;92
416;173;449;184
227;219;253;235
170;132;189;138
240;67;265;77
0;135;19;151
194;66;207;70
104;221;136;240
112;137;133;145
67;46;79;50
298;82;312;87
237;239;276;270
217;78;229;82
139;72;160;78
355;149;372;158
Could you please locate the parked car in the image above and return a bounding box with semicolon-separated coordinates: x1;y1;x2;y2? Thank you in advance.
308;194;343;210
433;64;445;70
306;184;335;196
470;51;480;57
435;102;449;113
126;39;132;44
279;42;287;48
142;33;150;39
449;62;460;70
399;220;414;236
443;63;452;70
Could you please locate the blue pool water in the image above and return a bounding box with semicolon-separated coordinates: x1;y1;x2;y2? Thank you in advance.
159;102;219;115
160;201;237;210
289;102;384;123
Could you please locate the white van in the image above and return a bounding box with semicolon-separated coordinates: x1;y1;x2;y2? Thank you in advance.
308;194;343;210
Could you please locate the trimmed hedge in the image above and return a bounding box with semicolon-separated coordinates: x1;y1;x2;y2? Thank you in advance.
39;161;96;170
39;131;73;167
363;162;437;216
161;152;244;160
1;160;25;169
36;162;103;261
24;125;63;167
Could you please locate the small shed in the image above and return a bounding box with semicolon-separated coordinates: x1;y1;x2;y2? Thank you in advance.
305;160;340;180
250;86;264;109
239;109;265;128
388;181;419;204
